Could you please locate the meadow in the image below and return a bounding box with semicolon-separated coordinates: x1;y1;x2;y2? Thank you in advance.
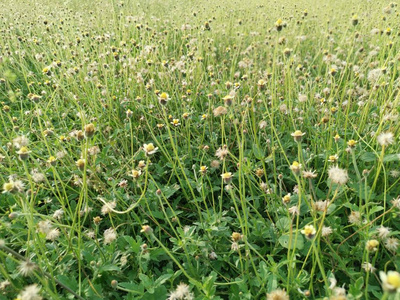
1;0;400;299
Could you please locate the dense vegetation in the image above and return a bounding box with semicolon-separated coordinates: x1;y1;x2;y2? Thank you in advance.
1;0;400;299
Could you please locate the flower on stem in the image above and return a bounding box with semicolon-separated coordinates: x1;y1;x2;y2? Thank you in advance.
199;166;208;175
328;166;349;185
143;143;158;156
158;92;170;105
365;239;379;252
347;139;357;148
17;146;31;160
221;172;233;184
380;271;400;293
291;130;305;142
290;161;301;174
377;131;394;147
301;224;316;239
140;225;153;235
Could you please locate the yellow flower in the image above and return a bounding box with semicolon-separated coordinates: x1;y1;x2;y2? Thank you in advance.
291;130;305;142
380;271;400;292
221;172;233;184
290;161;301;174
366;239;379;252
143;143;158;155
301;225;316;239
347;139;357;148
199;166;208;175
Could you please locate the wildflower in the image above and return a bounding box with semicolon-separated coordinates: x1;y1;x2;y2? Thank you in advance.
328;154;339;163
213;106;228;117
362;262;376;273
143;143;158;155
377;226;391;239
301;225;316;239
209;251;217;260
47;156;57;166
126;109;133;118
52;209;64;220
13;136;29;149
313;200;329;212
210;160;220;168
366;239;379;252
215;145;229;160
291;130;305;142
334;134;340;143
290;161;301;174
384;238;399;252
199;166;208;175
46;228;60;241
158;92;170;105
84;123;95;138
257;79;266;90
377;131;394;147
0;280;10;290
221;172;233;184
282;193;291;205
18;261;37;277
201;114;208;120
267;289;289;300
231;232;242;242
322;226;333;237
171;119;181;126
138;160;146;169
129;169;142;179
348;211;361;224
17;284;42;300
3;181;17;194
76;158;86;170
231;242;239;251
104;228;117;244
347;139;357;148
302;170;317;179
222;94;234;106
380;271;400;292
88;146;100;156
288;206;299;216
328;166;349;185
259;120;267;129
140;225;153;234
17;146;31;160
93;216;102;225
275;19;284;31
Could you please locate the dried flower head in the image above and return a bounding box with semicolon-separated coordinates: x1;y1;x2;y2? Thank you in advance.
328;166;349;185
267;288;289;300
377;131;394;147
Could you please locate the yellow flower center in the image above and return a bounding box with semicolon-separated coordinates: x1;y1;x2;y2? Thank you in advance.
387;272;400;288
145;143;155;152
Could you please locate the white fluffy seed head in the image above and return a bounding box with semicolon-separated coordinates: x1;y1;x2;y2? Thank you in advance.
328;166;349;185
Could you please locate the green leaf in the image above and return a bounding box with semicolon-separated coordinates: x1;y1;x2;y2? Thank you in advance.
98;264;121;273
383;154;400;162
360;152;376;162
56;275;78;292
278;234;304;250
276;217;291;231
252;144;264;160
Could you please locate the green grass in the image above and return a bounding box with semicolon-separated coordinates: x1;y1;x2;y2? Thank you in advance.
1;0;400;299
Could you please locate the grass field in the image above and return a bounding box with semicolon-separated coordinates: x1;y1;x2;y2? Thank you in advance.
1;0;400;299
